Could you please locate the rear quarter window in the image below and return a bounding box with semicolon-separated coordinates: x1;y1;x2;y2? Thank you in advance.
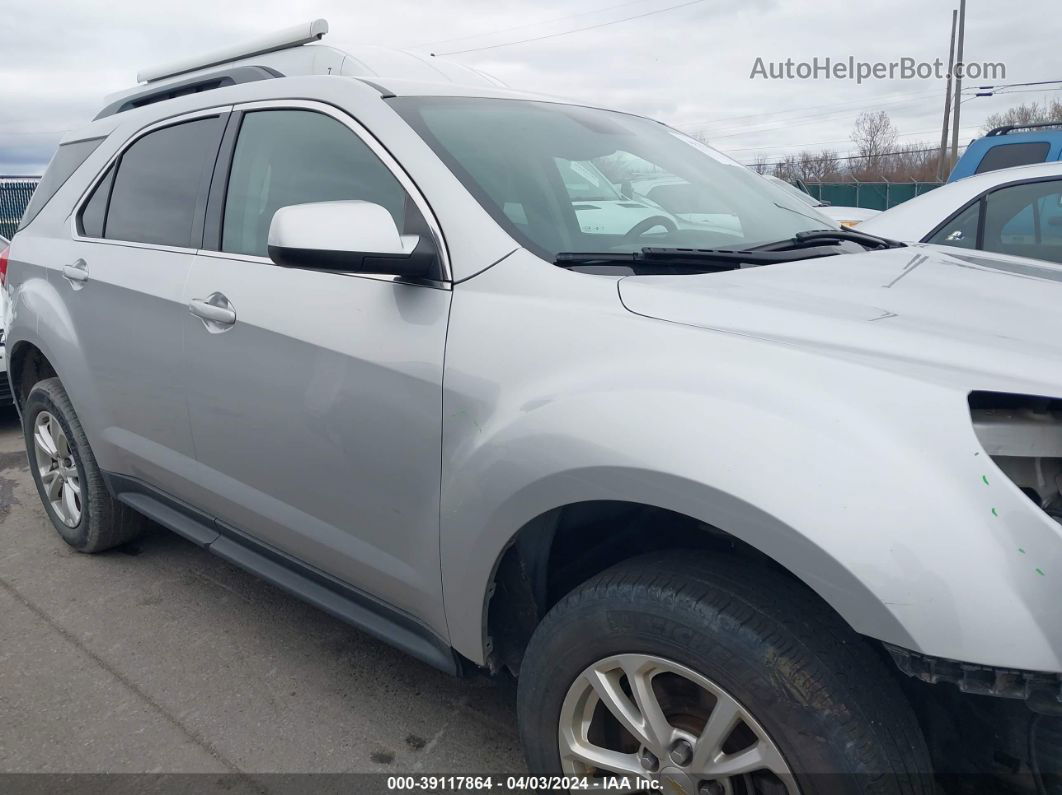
974;142;1051;174
17;137;104;230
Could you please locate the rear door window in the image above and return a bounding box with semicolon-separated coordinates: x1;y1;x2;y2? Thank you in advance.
104;116;224;248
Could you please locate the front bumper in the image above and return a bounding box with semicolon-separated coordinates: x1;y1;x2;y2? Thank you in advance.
887;643;1062;713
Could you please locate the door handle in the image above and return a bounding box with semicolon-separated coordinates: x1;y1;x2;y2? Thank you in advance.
189;296;236;326
62;260;88;284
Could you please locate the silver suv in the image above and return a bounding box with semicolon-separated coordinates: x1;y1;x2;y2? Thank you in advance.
4;20;1062;793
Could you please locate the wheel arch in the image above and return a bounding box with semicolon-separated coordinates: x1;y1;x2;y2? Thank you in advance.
454;469;920;673
9;340;59;412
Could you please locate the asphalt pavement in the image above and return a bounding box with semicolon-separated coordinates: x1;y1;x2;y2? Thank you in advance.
0;405;526;783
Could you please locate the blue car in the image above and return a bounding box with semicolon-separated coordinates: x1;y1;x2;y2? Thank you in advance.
949;121;1062;182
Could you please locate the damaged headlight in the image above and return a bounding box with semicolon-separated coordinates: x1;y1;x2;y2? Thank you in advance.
970;392;1062;522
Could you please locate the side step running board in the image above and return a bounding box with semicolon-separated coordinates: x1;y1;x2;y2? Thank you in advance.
105;473;460;676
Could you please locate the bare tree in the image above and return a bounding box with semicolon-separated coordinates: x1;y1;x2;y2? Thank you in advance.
982;99;1062;133
772;154;801;182
815;149;842;181
878;142;941;182
749;154;771;175
850;111;899;178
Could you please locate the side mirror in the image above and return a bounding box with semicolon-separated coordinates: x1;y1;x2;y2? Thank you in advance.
267;201;438;279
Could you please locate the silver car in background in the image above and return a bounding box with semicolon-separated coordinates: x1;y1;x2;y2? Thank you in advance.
3;20;1062;794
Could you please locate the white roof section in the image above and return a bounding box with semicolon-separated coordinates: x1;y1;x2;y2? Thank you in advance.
106;19;507;109
138;19;330;83
858;160;1062;241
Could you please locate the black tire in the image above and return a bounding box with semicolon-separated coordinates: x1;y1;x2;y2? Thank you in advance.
517;552;932;795
23;377;146;553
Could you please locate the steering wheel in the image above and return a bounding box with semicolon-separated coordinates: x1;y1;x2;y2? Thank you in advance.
623;215;677;242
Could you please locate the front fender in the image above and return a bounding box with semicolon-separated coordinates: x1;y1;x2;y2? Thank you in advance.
440;251;1062;672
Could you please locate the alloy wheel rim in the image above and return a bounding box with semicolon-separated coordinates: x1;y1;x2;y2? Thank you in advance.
33;411;82;528
558;653;797;794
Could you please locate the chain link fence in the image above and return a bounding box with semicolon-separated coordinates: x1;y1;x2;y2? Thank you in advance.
801;180;942;211
0;177;41;240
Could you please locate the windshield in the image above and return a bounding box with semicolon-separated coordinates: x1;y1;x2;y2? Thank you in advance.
557;158;624;201
764;175;823;209
391;97;837;260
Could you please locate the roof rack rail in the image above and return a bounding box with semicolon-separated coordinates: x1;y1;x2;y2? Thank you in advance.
94;65;282;120
137;18;328;84
985;120;1062;137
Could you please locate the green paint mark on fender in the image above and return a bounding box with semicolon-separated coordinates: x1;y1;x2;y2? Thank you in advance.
1036;568;1046;576
1019;548;1026;554
982;475;990;486
991;507;999;517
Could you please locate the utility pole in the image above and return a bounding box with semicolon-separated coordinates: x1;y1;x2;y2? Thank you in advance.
949;0;967;168
937;9;958;181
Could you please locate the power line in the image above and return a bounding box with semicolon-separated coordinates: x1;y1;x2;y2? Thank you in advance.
997;87;1062;95
414;0;652;48
969;86;1062;99
685;84;993;141
432;0;706;55
678;82;1007;135
672;87;941;129
741;144;968;170
732;84;1062;162
970;78;1062;91
696;92;947;141
724;126;969;154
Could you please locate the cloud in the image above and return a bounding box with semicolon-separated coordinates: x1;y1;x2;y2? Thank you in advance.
3;0;1060;173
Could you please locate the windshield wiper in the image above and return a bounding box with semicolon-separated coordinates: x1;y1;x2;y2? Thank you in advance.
752;228;904;252
554;245;847;272
554;228;903;273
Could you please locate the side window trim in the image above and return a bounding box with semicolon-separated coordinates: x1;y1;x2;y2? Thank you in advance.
202;98;451;282
202;110;244;251
976;196;987;249
76;164;116;238
70;105;233;253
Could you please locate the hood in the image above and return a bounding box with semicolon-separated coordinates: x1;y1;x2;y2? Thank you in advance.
618;244;1062;395
820;205;881;225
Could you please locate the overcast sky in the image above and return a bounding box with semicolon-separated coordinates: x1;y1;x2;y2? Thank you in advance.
2;0;1060;174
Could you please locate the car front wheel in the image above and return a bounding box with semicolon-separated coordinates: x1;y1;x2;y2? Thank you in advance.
517;552;932;795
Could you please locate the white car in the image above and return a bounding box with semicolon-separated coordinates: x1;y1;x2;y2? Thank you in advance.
530;159;740;239
628;174;744;235
857;161;1062;264
763;174;880;228
554;159;683;237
